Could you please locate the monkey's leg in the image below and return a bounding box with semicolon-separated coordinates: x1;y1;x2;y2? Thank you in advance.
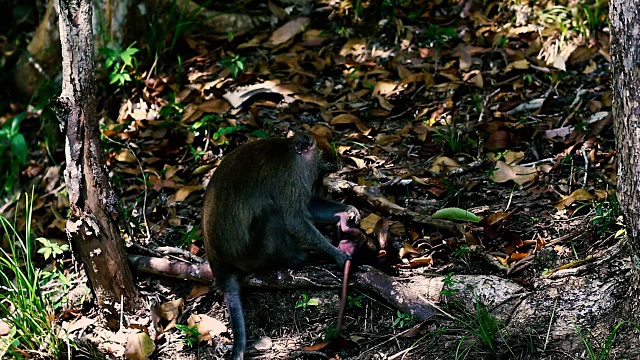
220;273;246;360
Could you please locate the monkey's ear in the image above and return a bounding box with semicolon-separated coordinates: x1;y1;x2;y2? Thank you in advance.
294;135;315;154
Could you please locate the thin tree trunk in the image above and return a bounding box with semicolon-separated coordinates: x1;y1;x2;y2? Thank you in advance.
50;0;140;330
610;0;640;324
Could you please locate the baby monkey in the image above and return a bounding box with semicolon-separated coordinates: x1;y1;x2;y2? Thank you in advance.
202;135;357;360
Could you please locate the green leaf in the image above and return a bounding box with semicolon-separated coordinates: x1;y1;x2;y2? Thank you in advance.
10;113;25;134
431;207;480;222
10;133;27;164
250;130;270;138
99;47;118;57
105;57;115;69
307;298;319;306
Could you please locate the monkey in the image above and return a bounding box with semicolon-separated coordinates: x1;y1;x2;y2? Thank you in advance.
202;135;357;360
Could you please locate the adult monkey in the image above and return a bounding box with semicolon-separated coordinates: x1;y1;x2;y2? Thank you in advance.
202;135;359;360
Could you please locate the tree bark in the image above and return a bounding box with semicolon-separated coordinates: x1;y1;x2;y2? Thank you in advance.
50;0;140;330
610;0;640;327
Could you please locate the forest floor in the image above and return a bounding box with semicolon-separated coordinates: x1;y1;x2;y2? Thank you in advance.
0;0;617;359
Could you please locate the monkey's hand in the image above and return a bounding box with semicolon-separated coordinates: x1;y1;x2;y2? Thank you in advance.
344;205;361;224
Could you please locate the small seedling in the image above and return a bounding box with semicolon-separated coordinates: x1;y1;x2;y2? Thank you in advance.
220;54;247;78
176;324;200;347
441;272;459;298
159;93;185;120
452;245;470;257
37;237;69;262
485;167;499;178
99;43;140;86
495;150;509;161
347;294;366;309
393;311;415;328
295;292;319;311
433;124;463;154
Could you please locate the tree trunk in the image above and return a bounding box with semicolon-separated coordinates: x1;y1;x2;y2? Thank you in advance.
50;0;140;330
610;0;640;328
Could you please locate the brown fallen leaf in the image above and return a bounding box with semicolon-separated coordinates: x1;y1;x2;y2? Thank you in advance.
339;38;366;57
198;99;231;114
504;59;530;73
268;17;310;46
361;213;382;234
429;156;462;173
170;185;203;202
156;298;184;321
187;314;227;342
116;150;137;163
490;161;537;186
187;284;213;300
480;210;516;226
330;114;371;134
551;188;595;210
124;332;156;360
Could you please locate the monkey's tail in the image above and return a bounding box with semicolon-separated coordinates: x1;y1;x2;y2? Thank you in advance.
222;273;246;360
336;259;351;333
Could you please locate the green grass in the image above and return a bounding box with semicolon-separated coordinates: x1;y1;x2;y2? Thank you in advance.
0;193;68;358
576;321;639;360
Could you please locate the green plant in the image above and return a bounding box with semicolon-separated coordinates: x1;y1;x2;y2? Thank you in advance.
495;150;509;161
159;93;185;120
496;35;508;47
484;167;499;178
469;299;499;349
575;121;589;133
452;245;470;257
0;113;27;195
538;0;607;40
421;24;458;47
213;125;247;145
220;54;247;78
174;226;202;249
0;193;67;358
295;292;319;311
576;321;639;360
98;43;140;87
440;272;459;298
433;124;463;154
176;323;200;347
347;294;366;309
189;114;220;137
591;193;622;238
393;311;415;328
188;145;206;162
37;238;69;266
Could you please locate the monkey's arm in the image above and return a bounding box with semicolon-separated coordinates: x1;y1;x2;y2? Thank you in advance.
308;197;360;224
286;213;351;267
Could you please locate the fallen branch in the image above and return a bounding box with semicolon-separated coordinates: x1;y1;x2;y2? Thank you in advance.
128;255;438;321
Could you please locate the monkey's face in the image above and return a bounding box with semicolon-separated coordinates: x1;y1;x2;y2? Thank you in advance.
313;135;340;174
